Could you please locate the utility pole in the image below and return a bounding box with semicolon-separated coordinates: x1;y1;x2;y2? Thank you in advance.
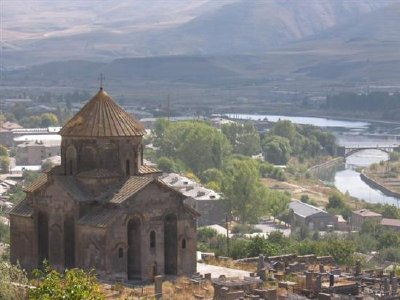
226;214;230;257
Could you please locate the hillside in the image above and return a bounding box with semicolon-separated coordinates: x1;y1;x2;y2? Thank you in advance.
2;0;392;67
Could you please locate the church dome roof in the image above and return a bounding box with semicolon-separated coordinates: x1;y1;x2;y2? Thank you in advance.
60;88;146;137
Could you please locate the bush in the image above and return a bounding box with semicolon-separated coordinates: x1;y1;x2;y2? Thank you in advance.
0;262;28;300
29;262;105;300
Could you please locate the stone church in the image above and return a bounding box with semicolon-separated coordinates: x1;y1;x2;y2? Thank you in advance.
9;88;198;281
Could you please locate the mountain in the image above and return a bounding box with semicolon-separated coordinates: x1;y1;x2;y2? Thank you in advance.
2;0;393;67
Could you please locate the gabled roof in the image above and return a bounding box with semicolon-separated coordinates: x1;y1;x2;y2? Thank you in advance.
59;88;146;137
110;176;154;204
289;200;329;218
9;199;33;217
24;174;48;193
353;209;382;217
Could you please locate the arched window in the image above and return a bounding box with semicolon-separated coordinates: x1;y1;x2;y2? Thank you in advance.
181;239;186;249
118;247;123;258
150;231;156;248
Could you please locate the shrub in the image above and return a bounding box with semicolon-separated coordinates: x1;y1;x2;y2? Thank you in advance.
29;262;105;300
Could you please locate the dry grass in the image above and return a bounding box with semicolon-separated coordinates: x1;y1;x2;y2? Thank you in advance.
261;177;333;205
103;277;214;299
203;257;256;273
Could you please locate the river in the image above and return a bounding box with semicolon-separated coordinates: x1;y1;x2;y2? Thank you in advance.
224;113;400;205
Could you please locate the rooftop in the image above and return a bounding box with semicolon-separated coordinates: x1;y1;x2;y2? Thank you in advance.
60;88;146;137
289;200;328;218
381;218;400;227
160;173;221;201
353;209;382;217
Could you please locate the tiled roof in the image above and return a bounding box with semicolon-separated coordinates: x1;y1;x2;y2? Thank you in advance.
110;176;154;204
78;208;120;227
353;209;382;217
59;89;146;137
381;218;400;227
9;199;33;217
138;165;161;175
289;200;328;218
24;174;48;193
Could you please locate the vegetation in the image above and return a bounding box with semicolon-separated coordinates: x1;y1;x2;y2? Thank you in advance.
154;120;232;174
198;227;355;265
221;122;261;156
327;92;400;112
29;262;105;300
261;120;336;165
0;262;29;300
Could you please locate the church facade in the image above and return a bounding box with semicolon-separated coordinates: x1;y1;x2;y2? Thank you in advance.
9;88;198;281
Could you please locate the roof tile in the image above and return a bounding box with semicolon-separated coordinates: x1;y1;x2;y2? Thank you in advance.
9;199;33;217
59;89;146;137
110;176;153;204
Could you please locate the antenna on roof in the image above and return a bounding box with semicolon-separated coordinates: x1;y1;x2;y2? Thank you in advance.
98;73;105;90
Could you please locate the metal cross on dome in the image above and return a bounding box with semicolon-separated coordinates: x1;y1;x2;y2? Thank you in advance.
99;73;105;89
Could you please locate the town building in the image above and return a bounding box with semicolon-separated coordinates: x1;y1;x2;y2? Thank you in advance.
15;139;61;165
9;88;198;281
289;200;336;231
380;218;400;231
160;173;226;226
351;209;382;230
0;121;23;147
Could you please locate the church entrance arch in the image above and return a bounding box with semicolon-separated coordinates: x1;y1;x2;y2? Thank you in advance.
127;217;141;279
164;214;177;275
38;212;49;268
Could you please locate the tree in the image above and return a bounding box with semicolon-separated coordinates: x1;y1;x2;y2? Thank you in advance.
269;120;296;143
0;145;8;157
268;191;290;222
0;156;10;173
40;113;59;127
221;158;269;223
221;123;261;156
29;263;105;300
41;159;54;172
246;236;278;257
261;135;291;165
158;121;232;174
327;192;345;209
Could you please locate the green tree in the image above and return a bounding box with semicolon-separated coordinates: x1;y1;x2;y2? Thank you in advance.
261;135;291;165
40;113;59;127
158;121;232;174
268;190;290;222
246;236;278;257
269;120;296;143
327;192;345;209
29;263;105;300
0;223;10;244
0;145;8;157
156;156;186;173
41;159;54;172
0;156;10;173
221;158;269;223
221;123;261;156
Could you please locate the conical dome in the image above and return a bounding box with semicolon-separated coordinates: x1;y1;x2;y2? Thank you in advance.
60;89;145;137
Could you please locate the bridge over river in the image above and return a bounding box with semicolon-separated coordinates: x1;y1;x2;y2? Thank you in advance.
338;145;400;158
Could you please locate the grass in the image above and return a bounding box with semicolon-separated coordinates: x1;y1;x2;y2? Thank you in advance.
104;277;214;299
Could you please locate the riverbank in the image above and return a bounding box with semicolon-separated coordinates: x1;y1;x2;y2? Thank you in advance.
361;170;400;200
307;157;344;177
